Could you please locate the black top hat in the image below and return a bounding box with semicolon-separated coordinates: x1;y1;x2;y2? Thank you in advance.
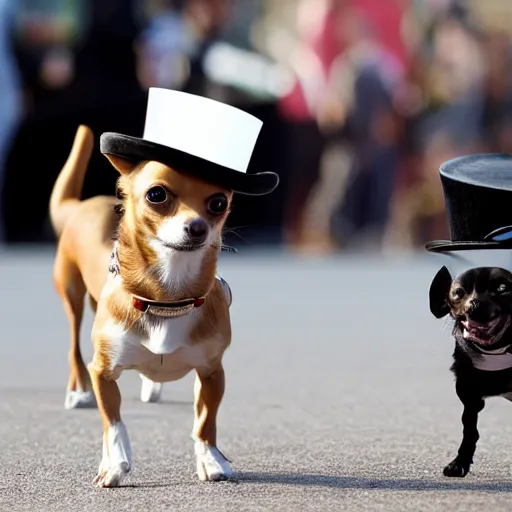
425;154;512;253
100;88;279;196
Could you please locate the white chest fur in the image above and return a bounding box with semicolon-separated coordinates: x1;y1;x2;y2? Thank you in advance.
470;351;512;372
99;268;231;381
141;311;198;355
102;313;224;382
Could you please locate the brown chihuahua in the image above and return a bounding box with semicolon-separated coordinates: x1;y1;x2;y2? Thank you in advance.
51;126;233;486
50;88;278;487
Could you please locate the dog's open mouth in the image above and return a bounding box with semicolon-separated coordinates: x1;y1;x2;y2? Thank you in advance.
158;239;204;252
461;316;511;346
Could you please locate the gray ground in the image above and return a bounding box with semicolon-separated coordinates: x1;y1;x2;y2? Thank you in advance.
2;248;512;511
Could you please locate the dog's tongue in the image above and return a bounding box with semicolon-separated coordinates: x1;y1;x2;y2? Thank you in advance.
462;319;497;342
462;319;498;334
462;319;486;331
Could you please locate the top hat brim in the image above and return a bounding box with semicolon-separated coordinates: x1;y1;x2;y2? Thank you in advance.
425;240;504;252
100;133;279;196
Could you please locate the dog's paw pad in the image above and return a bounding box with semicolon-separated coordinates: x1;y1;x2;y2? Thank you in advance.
443;459;470;477
140;376;163;403
93;462;129;488
64;390;97;410
195;442;232;482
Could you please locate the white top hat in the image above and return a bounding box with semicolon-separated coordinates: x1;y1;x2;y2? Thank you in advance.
100;88;279;196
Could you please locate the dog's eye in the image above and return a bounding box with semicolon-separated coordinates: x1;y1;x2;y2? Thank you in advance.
452;287;465;300
207;194;228;216
496;282;510;294
146;186;167;204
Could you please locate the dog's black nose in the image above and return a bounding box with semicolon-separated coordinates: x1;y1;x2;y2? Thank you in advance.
185;219;208;243
468;300;499;324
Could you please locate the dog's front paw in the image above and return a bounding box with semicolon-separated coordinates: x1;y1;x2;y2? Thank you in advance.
443;458;471;477
194;442;232;481
64;389;97;409
93;462;130;488
93;421;132;488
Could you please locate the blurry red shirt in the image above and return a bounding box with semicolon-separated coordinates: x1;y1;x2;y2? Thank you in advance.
279;0;407;122
352;0;408;68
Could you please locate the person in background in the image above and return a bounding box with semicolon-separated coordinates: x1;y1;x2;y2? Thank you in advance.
255;0;344;250
180;0;232;97
318;3;407;252
386;3;487;250
2;0;146;242
137;0;232;95
136;0;195;91
0;0;22;243
481;29;512;155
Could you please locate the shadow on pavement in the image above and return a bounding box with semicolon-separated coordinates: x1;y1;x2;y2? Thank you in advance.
238;472;512;492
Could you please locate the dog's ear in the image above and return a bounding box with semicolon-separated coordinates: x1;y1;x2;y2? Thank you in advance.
429;265;452;318
104;154;137;175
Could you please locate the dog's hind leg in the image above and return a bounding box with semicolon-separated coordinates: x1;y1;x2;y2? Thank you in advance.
139;374;163;403
443;395;485;477
89;294;98;313
54;253;96;409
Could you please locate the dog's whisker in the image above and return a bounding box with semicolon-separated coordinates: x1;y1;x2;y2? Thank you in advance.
222;226;251;244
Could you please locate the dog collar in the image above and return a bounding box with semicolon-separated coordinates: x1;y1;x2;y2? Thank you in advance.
471;343;512;356
108;242;232;318
132;295;206;318
468;342;512;371
109;241;206;317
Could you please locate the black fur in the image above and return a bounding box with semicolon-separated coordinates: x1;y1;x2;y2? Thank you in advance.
429;265;512;477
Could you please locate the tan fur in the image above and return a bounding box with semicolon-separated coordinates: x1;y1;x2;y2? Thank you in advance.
193;365;226;445
52;127;120;394
50;125;94;237
51;125;234;486
189;280;231;345
113;161;226;300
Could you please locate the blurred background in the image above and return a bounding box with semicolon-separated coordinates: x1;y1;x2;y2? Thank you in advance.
1;0;511;253
3;4;512;502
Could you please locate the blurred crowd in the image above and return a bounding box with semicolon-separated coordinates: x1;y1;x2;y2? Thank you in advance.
1;0;512;253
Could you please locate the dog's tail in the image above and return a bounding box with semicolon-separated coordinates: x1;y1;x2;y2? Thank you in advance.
49;125;94;238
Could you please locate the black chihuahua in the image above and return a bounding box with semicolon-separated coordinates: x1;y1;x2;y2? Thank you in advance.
430;265;512;477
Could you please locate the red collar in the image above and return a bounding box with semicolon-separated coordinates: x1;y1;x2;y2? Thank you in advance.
132;295;206;318
108;242;212;317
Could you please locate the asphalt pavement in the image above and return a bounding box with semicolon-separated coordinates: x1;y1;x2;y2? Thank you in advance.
2;248;512;511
